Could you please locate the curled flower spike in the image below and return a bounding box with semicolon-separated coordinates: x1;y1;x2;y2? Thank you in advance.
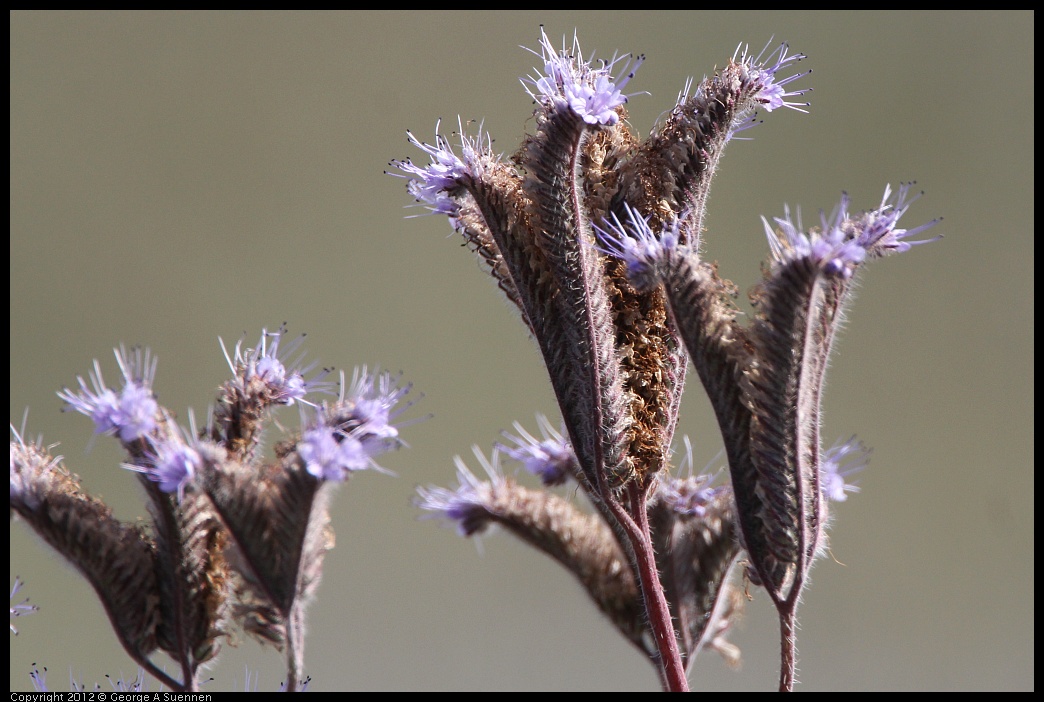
221;325;335;407
820;436;870;502
499;414;578;486
735;40;811;114
58;346;159;442
523;28;644;125
594;203;683;291
415;448;504;536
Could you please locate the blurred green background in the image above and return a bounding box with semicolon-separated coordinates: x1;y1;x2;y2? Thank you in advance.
10;11;1032;691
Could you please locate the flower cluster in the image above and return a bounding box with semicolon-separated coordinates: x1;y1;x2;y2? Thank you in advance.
11;327;417;692
397;28;936;691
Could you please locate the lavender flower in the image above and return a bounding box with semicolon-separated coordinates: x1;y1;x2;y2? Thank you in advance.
856;182;943;254
341;366;416;446
58;346;158;442
415;448;504;537
390;118;497;223
524;28;644;126
498;415;578;486
594;204;685;291
735;40;811;114
220;325;336;408
655;439;728;518
763;184;941;278
298;420;375;481
9;577;38;634
125;422;204;501
820;436;870;503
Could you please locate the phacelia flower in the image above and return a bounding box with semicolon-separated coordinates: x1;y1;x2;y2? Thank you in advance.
341;366;416;446
655;439;729;517
10;577;38;634
854;182;943;255
736;40;811;114
524;28;644;126
390;118;498;224
298;423;373;481
415;448;504;536
221;325;335;407
764;185;939;277
126;423;204;501
498;414;577;486
820;436;870;502
594;203;682;291
762;202;867;278
58;346;159;442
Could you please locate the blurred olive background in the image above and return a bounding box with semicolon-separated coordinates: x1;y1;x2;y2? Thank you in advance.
10;11;1032;691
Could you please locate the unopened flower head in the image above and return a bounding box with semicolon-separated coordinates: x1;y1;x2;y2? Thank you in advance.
595;203;682;290
222;325;335;407
58;346;159;442
524;28;644;126
820;436;870;502
499;414;577;486
415;449;504;536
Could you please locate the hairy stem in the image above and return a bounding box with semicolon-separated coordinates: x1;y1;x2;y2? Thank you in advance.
608;484;688;692
779;607;797;692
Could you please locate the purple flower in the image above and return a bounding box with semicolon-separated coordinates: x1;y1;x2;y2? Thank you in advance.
415;448;503;536
498;415;577;486
298;423;373;481
524;28;644;126
820;436;870;502
58;346;159;442
655;438;728;517
854;182;943;255
126;423;203;501
389;119;495;223
10;576;38;634
296;367;418;481
736;40;811;114
221;325;335;407
593;204;682;290
762;202;867;278
763;185;939;277
343;366;415;444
